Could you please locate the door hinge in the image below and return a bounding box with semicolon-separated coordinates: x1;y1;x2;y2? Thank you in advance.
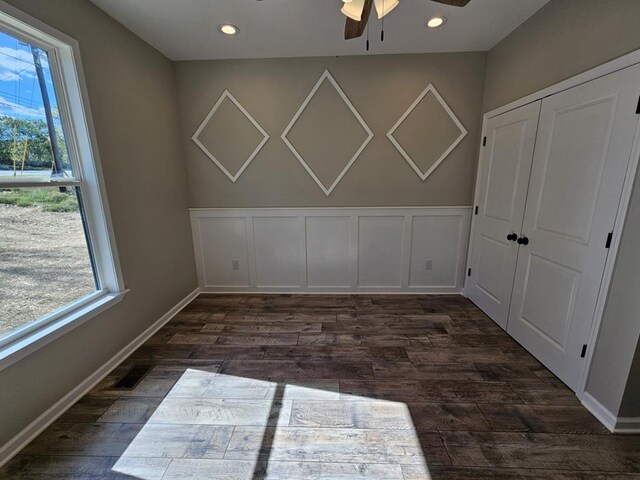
474;206;479;215
636;95;640;114
467;268;471;277
580;344;587;358
605;231;613;249
482;136;487;146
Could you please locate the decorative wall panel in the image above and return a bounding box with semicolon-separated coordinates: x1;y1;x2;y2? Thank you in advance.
191;207;471;293
192;90;269;182
387;84;467;181
281;70;374;196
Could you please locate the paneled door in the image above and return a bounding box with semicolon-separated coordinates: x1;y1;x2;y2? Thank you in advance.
467;102;541;328
507;64;640;391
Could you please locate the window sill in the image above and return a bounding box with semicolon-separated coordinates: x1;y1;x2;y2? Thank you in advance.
0;289;129;372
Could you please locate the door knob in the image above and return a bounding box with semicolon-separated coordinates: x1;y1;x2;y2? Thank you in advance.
507;233;518;242
517;236;529;245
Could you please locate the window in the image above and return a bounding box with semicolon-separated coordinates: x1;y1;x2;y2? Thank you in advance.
0;5;124;365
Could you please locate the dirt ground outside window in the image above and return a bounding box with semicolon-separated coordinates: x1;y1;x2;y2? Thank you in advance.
0;203;96;338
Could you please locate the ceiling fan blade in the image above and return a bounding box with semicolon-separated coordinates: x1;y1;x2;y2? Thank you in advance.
374;0;400;19
345;0;374;40
430;0;471;6
342;0;367;21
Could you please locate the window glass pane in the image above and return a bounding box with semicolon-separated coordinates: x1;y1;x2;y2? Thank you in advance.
0;187;97;338
0;30;72;180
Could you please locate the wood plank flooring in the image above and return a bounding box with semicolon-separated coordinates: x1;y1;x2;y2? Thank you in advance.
2;294;640;479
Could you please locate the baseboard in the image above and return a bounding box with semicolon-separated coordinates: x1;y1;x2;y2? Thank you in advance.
199;288;464;295
582;393;640;434
0;287;200;469
613;417;640;434
580;392;640;433
581;392;618;432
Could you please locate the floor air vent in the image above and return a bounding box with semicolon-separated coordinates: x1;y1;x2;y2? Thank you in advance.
113;364;153;389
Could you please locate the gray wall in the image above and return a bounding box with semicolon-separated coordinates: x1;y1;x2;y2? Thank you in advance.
588;171;640;416
483;0;640;417
176;53;486;208
4;0;640;449
483;0;640;112
0;0;197;445
621;340;640;416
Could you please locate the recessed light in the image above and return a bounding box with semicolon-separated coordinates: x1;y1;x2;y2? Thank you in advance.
427;16;446;28
219;24;239;35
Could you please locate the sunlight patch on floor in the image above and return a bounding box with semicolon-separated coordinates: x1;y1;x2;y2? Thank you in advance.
111;369;431;479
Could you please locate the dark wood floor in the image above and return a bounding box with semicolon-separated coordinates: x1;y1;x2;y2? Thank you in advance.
2;294;640;479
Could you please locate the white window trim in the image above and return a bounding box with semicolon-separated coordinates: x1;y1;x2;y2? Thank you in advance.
0;1;127;370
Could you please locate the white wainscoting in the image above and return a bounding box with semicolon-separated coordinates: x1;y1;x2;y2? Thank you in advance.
190;207;472;293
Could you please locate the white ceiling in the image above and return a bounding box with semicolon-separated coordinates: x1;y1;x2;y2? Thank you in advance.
89;0;549;61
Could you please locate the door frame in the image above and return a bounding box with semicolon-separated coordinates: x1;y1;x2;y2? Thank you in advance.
464;47;640;401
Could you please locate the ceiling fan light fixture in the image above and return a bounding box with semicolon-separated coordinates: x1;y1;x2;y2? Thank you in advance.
341;0;366;21
218;24;239;35
374;0;399;19
427;16;447;28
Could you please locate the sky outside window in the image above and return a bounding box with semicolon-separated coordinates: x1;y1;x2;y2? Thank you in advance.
0;30;71;177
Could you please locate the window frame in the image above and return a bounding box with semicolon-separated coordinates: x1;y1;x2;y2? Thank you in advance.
0;1;126;370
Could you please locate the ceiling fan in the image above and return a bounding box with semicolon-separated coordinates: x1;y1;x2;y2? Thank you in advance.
343;0;471;40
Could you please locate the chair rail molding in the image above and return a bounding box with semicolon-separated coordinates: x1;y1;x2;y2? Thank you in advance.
192;89;269;182
190;206;472;293
387;83;468;181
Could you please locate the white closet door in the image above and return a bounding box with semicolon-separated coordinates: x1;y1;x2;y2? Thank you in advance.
467;102;541;328
507;64;640;391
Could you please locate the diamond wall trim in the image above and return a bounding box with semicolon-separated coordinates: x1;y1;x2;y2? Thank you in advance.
192;90;269;182
387;84;468;181
281;70;374;196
